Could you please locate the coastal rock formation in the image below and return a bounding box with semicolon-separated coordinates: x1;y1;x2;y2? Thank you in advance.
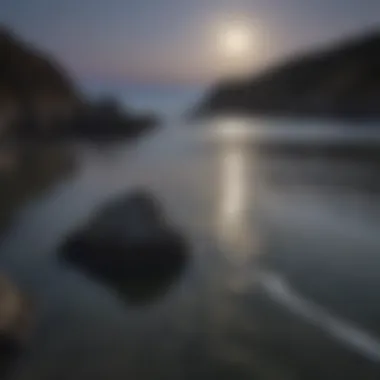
60;191;188;302
0;26;158;141
196;30;380;119
0;27;79;137
70;97;158;140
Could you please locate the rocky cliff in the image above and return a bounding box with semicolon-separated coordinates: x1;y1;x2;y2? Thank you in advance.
0;27;158;141
196;30;380;119
0;27;79;137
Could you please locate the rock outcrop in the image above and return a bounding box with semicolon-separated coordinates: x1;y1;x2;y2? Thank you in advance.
60;191;188;303
0;26;158;141
196;30;380;120
0;27;79;137
70;97;158;141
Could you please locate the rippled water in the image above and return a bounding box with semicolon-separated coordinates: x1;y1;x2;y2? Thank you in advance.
1;117;380;379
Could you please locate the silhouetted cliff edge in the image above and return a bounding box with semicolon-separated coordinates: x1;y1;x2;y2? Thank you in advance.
0;27;157;141
196;30;380;120
0;27;79;137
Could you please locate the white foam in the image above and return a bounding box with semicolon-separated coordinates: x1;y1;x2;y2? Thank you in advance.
259;272;380;362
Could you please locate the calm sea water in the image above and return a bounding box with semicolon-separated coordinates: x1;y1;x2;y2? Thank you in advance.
1;117;380;379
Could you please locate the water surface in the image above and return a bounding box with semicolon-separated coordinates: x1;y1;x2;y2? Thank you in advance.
1;117;380;379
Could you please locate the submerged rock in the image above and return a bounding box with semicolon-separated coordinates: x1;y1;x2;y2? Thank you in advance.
60;191;188;301
0;275;32;377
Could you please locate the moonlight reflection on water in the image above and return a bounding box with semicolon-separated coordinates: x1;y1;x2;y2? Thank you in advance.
216;123;255;264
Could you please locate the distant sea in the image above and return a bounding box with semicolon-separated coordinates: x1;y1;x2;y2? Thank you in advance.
81;82;206;119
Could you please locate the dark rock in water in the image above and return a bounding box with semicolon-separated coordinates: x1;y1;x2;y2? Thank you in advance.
69;97;159;142
60;191;188;302
0;275;33;377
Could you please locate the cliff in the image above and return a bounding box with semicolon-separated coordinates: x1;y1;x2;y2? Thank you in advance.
0;27;79;137
0;27;157;141
196;30;380;119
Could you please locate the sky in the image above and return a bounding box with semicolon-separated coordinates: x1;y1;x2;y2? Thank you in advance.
1;0;379;86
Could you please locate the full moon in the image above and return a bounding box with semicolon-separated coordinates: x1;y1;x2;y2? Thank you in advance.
217;21;253;58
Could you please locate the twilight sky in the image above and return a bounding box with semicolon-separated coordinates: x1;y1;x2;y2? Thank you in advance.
1;0;379;85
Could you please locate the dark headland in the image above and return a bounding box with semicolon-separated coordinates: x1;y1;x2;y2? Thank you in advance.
0;27;158;142
195;29;380;120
